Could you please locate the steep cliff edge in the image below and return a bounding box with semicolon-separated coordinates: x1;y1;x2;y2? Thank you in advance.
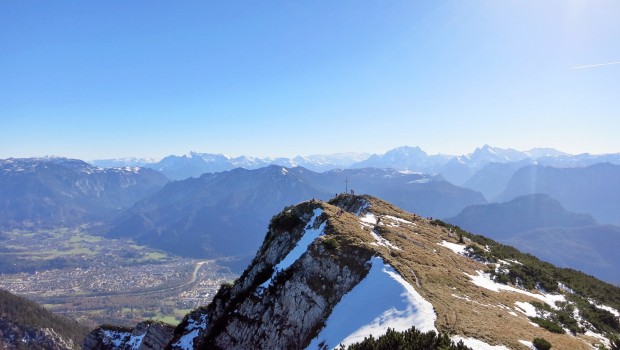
87;194;620;350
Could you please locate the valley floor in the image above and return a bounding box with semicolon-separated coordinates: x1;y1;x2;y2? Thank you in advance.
0;227;237;328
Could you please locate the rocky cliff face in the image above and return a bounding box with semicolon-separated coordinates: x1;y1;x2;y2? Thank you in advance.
171;201;373;349
85;194;620;350
83;321;174;350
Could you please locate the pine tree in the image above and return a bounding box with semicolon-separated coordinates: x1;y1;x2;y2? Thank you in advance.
532;337;552;350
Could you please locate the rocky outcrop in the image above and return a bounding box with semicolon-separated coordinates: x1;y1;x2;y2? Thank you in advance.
169;199;374;349
193;242;371;349
0;316;77;350
83;321;174;350
137;322;176;350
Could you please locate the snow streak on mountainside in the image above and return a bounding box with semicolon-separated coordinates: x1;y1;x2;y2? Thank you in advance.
306;256;436;349
87;195;620;350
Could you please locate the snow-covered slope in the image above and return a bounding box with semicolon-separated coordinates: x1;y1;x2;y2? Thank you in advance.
306;256;436;349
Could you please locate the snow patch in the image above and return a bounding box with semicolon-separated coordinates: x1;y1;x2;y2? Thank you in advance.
360;213;377;225
518;340;535;349
589;300;620;317
466;270;565;308
355;201;371;216
407;178;431;184
359;213;402;249
101;330;129;347
438;241;467;255
451;294;495;308
558;283;575;294
101;329;144;349
451;336;510;350
398;170;424;175
119;166;142;173
172;314;208;349
383;215;416;226
126;333;146;349
585;330;611;348
258;209;325;292
505;259;523;265
369;230;401;250
515;302;537;318
452;294;517;312
307;256;436;349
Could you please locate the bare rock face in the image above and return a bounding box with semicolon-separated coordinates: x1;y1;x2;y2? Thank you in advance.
168;199;374;349
83;321;174;350
204;244;371;349
137;322;175;350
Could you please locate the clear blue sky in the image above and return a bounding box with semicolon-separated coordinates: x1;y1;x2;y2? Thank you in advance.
2;1;619;159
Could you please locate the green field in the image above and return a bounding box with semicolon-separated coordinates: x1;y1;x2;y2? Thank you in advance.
0;227;173;263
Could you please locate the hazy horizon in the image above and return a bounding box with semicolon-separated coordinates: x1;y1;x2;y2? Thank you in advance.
3;1;619;159
5;144;617;163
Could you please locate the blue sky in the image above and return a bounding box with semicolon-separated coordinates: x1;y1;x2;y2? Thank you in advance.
2;1;619;159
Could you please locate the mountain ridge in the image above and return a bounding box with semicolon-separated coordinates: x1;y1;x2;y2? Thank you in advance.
0;157;169;229
87;195;620;350
447;194;597;237
496;162;620;225
90;146;620;185
103;166;485;271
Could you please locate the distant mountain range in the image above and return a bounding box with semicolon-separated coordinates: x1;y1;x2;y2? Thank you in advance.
349;145;620;186
91;145;620;184
447;194;597;237
86;157;159;168
463;161;527;200
92;152;372;180
508;225;620;285
496;163;620;225
0;157;168;229
5;154;619;279
446;193;620;283
104;166;485;271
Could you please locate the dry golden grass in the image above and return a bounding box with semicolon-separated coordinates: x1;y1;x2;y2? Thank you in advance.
320;195;604;350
